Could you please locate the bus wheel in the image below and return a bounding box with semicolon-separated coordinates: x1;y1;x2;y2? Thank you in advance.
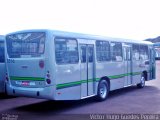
96;80;109;101
137;74;145;88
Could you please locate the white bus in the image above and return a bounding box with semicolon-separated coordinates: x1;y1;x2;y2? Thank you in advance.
0;35;6;93
5;30;156;101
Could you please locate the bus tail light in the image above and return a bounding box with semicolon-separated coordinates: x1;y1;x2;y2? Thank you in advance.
46;79;51;84
46;71;51;84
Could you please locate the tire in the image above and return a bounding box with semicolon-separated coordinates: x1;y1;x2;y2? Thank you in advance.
137;74;145;88
96;80;109;101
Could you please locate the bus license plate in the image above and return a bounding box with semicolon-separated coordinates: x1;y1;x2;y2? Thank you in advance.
21;81;29;86
15;81;35;86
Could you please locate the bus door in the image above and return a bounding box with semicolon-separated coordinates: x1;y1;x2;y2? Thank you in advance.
124;46;132;86
149;47;156;79
80;44;95;98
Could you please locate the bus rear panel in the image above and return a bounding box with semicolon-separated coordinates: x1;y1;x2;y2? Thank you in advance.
6;31;56;99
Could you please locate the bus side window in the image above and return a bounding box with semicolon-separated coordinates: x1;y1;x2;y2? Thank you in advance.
132;44;140;61
140;45;149;60
96;40;110;62
111;42;122;62
81;46;86;63
0;42;4;63
88;46;93;62
55;38;79;64
124;48;127;60
124;47;131;61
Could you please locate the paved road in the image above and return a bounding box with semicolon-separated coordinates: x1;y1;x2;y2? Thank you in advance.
0;61;160;120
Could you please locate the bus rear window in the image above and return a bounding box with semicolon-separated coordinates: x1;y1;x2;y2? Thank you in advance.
0;41;4;63
6;32;45;58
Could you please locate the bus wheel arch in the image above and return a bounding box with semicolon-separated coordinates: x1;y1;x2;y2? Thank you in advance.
143;71;148;81
137;72;146;88
101;77;110;90
96;77;110;101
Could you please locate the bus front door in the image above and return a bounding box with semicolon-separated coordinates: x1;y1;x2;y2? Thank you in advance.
124;46;132;86
80;44;95;98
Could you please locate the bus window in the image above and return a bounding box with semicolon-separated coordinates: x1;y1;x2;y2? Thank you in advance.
88;45;94;62
111;42;122;61
124;48;127;60
96;41;110;62
0;42;4;63
132;44;140;60
81;46;86;63
140;45;149;60
124;47;131;61
55;38;79;64
6;32;45;58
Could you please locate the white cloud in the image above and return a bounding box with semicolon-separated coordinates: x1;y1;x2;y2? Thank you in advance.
0;0;160;40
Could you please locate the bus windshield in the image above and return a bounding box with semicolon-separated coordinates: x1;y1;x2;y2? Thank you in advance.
6;32;45;58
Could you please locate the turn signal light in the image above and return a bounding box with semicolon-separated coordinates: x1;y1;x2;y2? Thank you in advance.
46;71;51;84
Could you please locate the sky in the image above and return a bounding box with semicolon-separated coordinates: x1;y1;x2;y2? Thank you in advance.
0;0;160;40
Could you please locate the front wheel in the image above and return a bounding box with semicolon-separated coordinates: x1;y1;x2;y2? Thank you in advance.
96;80;109;101
137;74;145;88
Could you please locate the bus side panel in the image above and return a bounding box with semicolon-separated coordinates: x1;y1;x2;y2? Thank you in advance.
96;62;125;91
48;37;82;100
55;64;81;100
132;59;142;84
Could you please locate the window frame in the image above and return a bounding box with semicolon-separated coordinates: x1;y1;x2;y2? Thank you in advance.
132;44;140;61
96;40;111;62
110;42;123;62
0;41;5;63
54;37;79;65
139;45;149;60
6;32;46;58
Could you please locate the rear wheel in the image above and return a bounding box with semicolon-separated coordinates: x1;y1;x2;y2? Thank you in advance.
137;74;145;88
96;80;109;101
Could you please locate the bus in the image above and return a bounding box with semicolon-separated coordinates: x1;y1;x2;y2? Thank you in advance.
5;29;156;101
154;43;160;60
0;35;6;93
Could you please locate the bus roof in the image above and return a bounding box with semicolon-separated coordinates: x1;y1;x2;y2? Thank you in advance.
6;29;153;45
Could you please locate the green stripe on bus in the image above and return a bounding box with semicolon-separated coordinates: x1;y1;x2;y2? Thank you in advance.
9;71;142;89
56;71;142;89
10;76;45;81
132;72;141;76
109;74;126;79
56;79;94;89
